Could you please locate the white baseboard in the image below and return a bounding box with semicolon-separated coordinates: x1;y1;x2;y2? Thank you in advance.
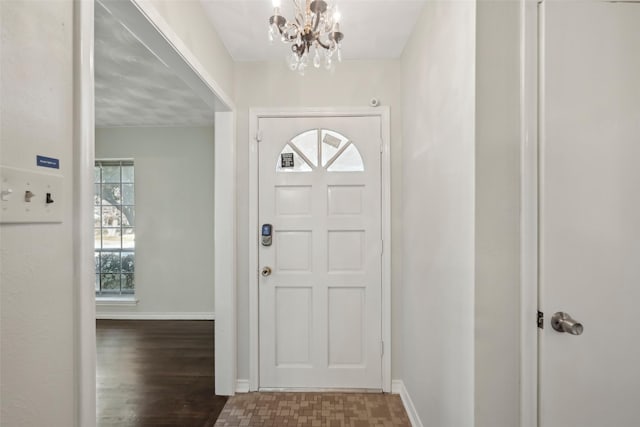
96;297;139;306
96;312;215;320
391;380;423;427
236;379;250;394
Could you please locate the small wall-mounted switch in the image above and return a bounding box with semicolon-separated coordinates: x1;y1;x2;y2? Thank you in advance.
1;166;63;223
1;188;13;201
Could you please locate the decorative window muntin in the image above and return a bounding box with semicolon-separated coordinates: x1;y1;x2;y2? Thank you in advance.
275;128;364;172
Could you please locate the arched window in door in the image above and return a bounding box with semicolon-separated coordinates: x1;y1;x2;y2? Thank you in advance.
275;129;364;173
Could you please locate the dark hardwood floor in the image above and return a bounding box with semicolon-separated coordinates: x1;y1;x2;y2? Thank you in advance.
97;320;227;427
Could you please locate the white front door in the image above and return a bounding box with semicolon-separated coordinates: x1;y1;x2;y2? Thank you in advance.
539;2;640;426
258;115;382;389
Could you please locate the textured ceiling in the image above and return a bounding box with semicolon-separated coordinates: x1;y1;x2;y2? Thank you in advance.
95;3;215;127
201;0;427;61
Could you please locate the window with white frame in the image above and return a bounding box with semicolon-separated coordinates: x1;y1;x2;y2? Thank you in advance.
94;160;135;297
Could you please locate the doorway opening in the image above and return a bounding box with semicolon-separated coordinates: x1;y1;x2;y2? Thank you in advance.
74;0;235;426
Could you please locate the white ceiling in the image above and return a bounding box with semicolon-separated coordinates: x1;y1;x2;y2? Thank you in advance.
201;0;427;61
94;1;425;127
95;2;215;127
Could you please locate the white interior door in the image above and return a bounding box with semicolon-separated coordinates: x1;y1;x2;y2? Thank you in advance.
539;2;640;426
258;116;382;389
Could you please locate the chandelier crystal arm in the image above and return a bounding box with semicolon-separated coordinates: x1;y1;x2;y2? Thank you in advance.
316;39;330;50
283;23;301;42
312;12;321;32
294;0;305;26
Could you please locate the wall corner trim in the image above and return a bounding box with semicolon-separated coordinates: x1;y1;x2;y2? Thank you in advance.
236;379;250;394
391;380;423;427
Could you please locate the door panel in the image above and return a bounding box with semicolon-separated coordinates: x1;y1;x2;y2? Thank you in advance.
540;2;640;426
258;116;382;389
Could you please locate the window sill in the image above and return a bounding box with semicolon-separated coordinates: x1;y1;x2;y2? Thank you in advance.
96;297;139;306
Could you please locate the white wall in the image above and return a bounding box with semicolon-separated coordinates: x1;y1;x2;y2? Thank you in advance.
0;1;76;425
400;1;476;425
475;1;521;425
233;60;403;381
95;126;215;317
1;0;226;420
0;0;527;423
142;0;234;100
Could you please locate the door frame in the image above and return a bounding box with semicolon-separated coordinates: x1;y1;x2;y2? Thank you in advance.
248;108;392;392
75;1;237;424
520;0;539;426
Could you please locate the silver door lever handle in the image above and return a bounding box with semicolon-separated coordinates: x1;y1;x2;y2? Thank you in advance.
261;266;272;277
551;312;584;335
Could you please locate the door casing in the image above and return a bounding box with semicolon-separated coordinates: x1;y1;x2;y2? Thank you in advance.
520;1;539;426
248;108;392;392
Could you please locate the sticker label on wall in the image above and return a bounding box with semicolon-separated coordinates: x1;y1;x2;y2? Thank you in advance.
36;155;60;169
281;153;294;168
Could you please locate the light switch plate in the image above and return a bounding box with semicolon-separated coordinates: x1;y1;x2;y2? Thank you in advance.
1;166;64;223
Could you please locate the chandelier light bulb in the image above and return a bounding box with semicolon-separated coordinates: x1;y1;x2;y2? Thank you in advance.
333;9;341;23
272;0;281;8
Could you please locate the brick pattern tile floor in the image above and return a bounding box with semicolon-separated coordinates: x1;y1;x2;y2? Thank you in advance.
214;392;411;427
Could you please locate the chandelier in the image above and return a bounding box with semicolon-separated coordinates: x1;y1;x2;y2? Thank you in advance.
268;0;344;74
